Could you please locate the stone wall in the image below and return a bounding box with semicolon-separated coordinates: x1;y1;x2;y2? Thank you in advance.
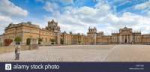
0;45;36;54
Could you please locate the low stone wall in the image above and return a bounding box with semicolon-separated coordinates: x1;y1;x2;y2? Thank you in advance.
0;45;38;54
29;44;39;50
0;43;2;47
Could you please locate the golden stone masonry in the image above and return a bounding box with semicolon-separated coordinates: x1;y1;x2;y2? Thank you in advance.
0;19;150;46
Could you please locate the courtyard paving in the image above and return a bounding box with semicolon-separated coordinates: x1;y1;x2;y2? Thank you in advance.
0;45;150;62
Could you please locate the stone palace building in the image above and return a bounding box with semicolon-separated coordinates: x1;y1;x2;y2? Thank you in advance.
0;20;150;46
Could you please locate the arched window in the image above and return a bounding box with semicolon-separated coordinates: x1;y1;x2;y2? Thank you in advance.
26;38;31;45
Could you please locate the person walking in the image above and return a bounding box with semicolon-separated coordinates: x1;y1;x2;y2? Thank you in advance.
15;43;20;60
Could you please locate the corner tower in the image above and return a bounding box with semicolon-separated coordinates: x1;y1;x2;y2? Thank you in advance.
46;19;61;45
87;27;97;44
46;19;60;32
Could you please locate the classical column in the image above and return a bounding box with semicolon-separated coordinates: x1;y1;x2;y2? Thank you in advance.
129;35;130;43
126;35;127;43
130;35;133;43
56;32;60;45
121;35;122;43
125;35;126;43
127;35;128;43
94;34;96;45
127;35;129;43
122;35;123;44
123;35;124;43
119;35;122;44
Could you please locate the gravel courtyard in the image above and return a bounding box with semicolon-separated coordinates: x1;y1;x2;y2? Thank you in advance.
0;45;150;62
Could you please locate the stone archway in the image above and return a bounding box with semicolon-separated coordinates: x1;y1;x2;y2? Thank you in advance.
125;39;127;43
26;38;31;45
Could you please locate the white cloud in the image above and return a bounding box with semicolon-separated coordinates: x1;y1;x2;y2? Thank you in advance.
102;12;150;34
43;2;59;12
0;0;28;17
0;15;13;35
0;0;28;34
62;0;73;4
36;0;73;3
134;1;150;17
134;1;150;10
44;2;112;34
43;1;150;35
77;6;96;15
0;15;12;22
147;11;150;16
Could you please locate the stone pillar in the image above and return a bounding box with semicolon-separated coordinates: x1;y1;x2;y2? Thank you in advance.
56;32;60;45
94;34;96;45
129;35;130;43
29;38;38;50
119;35;122;44
131;35;133;43
127;35;129;43
126;35;127;43
122;35;123;43
125;35;126;43
64;35;67;45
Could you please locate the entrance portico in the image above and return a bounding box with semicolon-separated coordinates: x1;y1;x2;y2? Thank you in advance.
119;27;133;44
120;35;132;44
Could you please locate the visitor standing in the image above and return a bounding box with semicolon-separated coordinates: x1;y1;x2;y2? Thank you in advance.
15;43;20;60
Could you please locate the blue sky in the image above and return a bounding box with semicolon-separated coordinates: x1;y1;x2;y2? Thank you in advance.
10;0;149;16
10;0;148;17
0;0;150;35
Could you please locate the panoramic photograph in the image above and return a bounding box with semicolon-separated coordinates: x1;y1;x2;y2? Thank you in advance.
0;0;150;63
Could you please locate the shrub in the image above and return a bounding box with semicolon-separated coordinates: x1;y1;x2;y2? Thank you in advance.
14;36;22;45
50;39;55;45
4;39;13;46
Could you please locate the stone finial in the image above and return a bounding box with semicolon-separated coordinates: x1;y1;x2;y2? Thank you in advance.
51;19;54;22
27;21;31;24
63;31;66;34
70;32;72;34
10;22;13;25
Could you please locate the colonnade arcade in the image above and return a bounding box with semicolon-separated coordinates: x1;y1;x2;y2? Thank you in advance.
119;35;133;44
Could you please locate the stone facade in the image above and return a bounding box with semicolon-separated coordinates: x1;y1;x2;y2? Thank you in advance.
3;21;56;46
4;22;40;45
46;20;61;45
94;27;150;44
39;29;55;45
61;32;72;45
0;35;3;46
1;20;150;46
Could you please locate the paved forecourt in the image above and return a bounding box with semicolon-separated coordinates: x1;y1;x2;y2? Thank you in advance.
0;45;150;62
